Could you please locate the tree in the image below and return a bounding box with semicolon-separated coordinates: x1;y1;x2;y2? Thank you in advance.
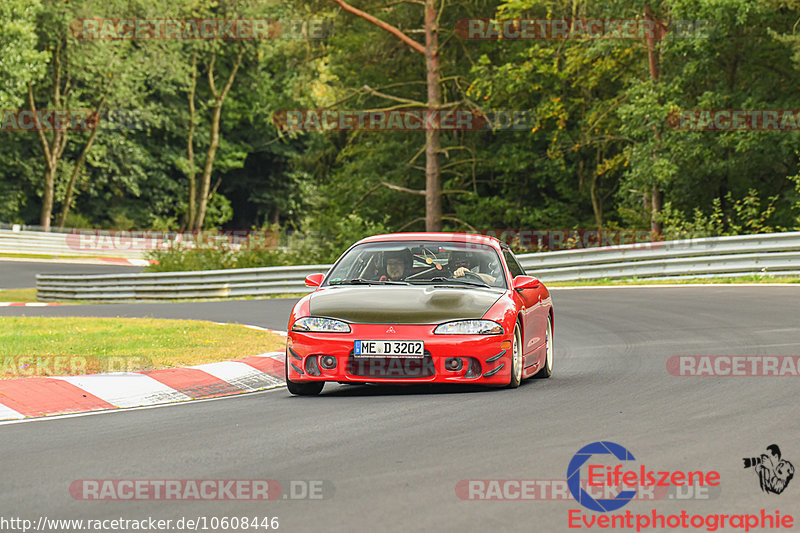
331;0;443;231
189;44;245;230
28;0;147;230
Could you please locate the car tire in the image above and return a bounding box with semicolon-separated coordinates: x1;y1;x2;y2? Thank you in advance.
507;323;523;388
285;354;324;396
533;315;553;379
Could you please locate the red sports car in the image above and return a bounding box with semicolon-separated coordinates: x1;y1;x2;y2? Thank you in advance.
285;232;554;395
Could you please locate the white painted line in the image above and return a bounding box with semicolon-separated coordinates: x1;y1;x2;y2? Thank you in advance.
190;361;284;391
0;403;26;421
250;351;285;359
240;324;269;331
56;374;191;408
241;324;287;335
213;322;286;336
0;302;61;307
0;385;287;426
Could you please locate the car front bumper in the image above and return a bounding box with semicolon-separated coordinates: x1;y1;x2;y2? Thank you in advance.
287;324;513;386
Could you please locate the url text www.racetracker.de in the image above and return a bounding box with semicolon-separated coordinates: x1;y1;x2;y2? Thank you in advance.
0;516;280;532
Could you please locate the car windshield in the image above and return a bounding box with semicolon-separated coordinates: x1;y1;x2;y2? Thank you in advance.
325;241;507;289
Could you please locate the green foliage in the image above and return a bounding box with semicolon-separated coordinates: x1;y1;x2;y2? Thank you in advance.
202;193;234;229
145;214;388;271
0;0;48;109
3;0;800;271
62;212;94;229
146;244;240;272
659;188;785;240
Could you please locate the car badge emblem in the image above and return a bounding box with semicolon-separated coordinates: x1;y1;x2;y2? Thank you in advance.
386;326;396;333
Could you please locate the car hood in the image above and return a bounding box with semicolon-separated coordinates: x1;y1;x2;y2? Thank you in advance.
309;285;504;324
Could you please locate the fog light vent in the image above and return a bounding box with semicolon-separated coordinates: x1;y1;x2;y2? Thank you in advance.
305;356;321;376
445;357;463;371
465;358;482;378
320;355;337;370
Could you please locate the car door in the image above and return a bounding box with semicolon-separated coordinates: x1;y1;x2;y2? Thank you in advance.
504;249;547;361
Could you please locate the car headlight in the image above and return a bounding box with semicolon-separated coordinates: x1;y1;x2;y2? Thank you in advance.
292;317;351;333
434;320;504;335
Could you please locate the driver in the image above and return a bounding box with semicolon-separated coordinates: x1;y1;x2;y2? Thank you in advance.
449;251;497;285
381;249;412;281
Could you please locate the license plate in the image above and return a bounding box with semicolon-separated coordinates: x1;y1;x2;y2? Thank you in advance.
354;340;425;358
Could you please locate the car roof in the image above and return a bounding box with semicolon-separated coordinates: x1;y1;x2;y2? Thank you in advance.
356;232;503;250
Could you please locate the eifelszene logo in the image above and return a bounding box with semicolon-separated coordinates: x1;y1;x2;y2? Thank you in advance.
743;445;794;495
567;441;638;512
566;441;721;512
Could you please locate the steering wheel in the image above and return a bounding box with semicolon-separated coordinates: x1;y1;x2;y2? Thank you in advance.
455;270;486;283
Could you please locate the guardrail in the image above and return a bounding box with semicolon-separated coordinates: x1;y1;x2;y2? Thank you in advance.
35;232;800;302
36;265;331;301
515;232;800;281
0;228;145;258
0;227;276;259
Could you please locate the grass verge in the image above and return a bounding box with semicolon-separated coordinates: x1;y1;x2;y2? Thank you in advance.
0;288;309;304
0;317;285;379
0;288;40;303
0;253;93;260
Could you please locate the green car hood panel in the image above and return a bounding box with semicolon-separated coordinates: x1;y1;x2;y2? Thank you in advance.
309;286;504;324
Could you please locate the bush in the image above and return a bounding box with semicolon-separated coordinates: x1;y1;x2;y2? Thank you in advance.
658;189;783;241
144;215;388;272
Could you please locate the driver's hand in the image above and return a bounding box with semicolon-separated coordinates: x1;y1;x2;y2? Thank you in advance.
453;267;469;277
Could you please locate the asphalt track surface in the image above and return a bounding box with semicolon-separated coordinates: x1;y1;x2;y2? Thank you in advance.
0;260;143;289
2;286;799;533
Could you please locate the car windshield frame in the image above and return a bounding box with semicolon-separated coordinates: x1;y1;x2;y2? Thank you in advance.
323;240;508;290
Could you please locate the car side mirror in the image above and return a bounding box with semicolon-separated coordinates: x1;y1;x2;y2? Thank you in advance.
513;275;540;290
305;273;325;287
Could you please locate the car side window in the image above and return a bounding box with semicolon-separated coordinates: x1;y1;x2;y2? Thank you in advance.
503;250;526;278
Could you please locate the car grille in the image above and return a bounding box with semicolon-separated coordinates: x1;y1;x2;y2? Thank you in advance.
347;350;436;379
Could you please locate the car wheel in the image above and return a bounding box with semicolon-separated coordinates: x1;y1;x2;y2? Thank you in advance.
285;354;324;396
507;323;523;388
533;315;553;379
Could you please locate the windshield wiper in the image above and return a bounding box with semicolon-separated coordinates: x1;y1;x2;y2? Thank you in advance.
330;278;409;286
410;277;490;288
